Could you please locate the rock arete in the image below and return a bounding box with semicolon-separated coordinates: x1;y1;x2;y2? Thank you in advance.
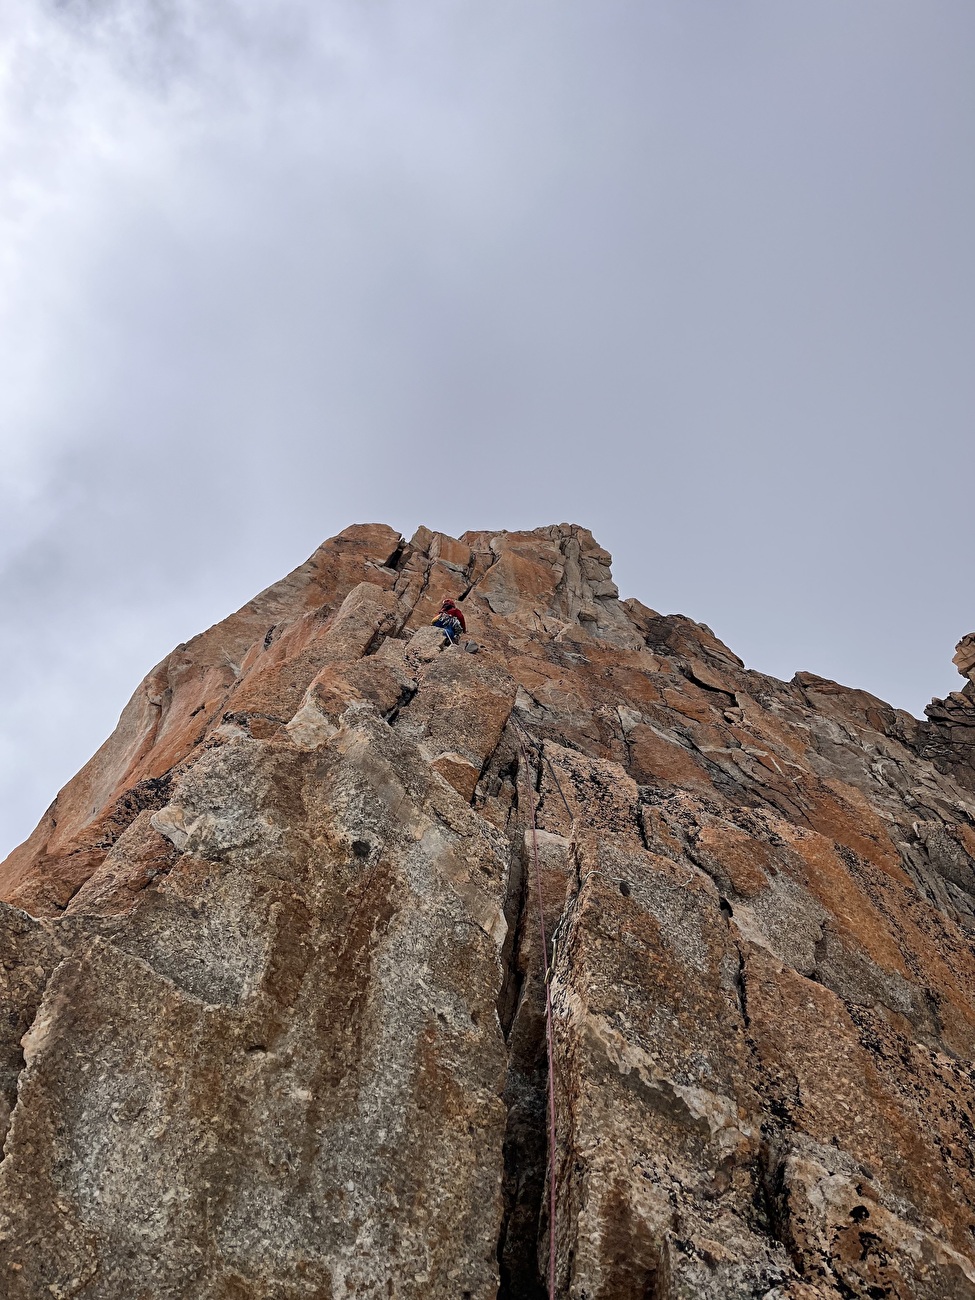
1;522;975;1299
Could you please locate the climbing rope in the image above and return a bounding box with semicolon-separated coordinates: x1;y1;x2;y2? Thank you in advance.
516;728;559;1300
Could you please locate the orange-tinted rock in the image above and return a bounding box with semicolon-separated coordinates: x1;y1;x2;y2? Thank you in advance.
1;524;975;1298
694;823;775;898
627;722;714;791
0;525;405;913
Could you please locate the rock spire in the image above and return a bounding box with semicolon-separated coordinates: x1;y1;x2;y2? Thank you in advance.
1;523;975;1299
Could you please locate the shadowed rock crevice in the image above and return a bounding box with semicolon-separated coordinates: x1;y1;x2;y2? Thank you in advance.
497;1007;551;1300
753;1144;804;1272
496;744;566;1300
497;849;552;1300
381;678;417;725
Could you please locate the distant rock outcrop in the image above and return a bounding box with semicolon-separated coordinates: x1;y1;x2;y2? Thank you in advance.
923;632;975;791
1;523;975;1298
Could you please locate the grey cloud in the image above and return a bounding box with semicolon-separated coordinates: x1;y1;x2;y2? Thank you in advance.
0;0;973;853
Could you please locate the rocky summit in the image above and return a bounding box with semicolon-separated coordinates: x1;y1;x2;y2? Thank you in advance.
1;524;975;1300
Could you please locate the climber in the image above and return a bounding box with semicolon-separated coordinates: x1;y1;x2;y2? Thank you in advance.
432;597;466;646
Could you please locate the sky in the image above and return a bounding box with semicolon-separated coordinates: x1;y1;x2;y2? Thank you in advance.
0;0;973;857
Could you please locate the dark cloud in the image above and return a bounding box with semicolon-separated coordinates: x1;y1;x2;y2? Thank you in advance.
1;0;973;853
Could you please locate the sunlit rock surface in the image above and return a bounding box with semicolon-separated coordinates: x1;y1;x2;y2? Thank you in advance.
2;523;975;1298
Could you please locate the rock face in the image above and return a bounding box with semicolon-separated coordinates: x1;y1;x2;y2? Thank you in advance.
923;632;975;790
1;523;975;1299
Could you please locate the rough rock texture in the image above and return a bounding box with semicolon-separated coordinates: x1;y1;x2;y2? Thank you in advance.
2;523;975;1298
923;633;975;790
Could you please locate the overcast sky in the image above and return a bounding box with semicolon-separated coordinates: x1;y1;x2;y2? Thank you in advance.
0;0;973;857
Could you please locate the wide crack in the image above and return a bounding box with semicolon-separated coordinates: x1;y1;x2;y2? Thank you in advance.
496;759;551;1300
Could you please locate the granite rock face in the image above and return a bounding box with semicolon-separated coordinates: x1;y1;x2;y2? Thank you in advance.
2;523;975;1299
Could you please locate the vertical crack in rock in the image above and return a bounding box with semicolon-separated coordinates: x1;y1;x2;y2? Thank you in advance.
497;844;551;1300
496;748;554;1300
382;681;418;725
383;539;408;571
754;1142;802;1271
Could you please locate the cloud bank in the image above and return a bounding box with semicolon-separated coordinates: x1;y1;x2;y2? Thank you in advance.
1;0;973;854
